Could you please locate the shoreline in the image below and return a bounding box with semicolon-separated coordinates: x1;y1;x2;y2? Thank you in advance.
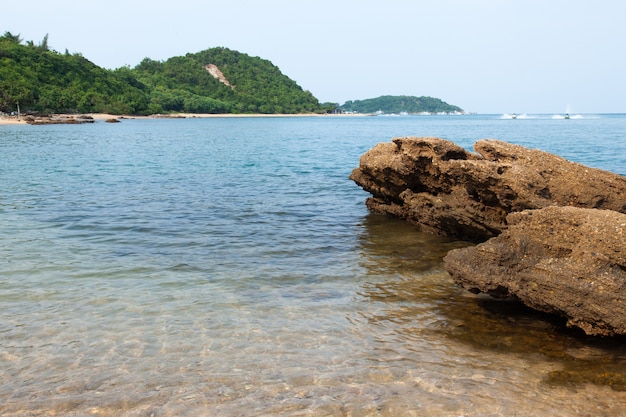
0;112;368;126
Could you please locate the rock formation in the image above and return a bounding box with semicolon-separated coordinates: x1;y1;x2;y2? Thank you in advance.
351;137;626;336
205;64;234;89
24;114;95;125
444;207;626;336
350;137;626;242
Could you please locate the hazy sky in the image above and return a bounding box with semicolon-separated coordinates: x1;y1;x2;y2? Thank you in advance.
2;0;625;113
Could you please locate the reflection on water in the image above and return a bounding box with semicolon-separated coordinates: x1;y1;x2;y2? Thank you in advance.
446;296;626;392
359;215;626;394
358;213;471;276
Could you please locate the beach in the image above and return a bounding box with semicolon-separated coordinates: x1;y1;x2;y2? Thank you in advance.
0;115;26;125
0;112;367;126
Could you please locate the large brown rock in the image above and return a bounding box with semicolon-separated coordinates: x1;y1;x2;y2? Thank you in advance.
350;137;626;242
443;206;626;336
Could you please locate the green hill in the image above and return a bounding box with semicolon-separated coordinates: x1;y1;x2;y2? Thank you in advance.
0;32;149;114
132;47;321;114
340;95;463;114
1;32;463;116
0;32;322;115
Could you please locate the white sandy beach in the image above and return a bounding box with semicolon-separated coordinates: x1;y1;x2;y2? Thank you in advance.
0;115;26;125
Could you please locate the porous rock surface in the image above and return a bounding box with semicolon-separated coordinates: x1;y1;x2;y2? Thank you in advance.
351;137;626;336
443;207;626;336
349;137;626;242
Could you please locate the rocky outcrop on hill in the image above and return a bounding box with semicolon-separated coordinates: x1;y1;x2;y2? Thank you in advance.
443;207;626;336
349;137;626;242
205;64;233;89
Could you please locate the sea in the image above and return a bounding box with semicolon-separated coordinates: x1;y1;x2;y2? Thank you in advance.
1;113;626;417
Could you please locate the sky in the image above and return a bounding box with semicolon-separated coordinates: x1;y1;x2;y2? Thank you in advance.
2;0;625;114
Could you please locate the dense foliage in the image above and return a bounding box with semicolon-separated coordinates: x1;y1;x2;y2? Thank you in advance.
1;32;463;116
340;95;463;114
0;32;323;115
133;48;321;114
0;32;150;114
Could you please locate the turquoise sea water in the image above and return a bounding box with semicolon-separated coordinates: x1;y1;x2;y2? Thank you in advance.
1;114;626;416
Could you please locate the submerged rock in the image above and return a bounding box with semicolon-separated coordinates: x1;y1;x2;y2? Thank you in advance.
444;206;626;336
349;137;626;242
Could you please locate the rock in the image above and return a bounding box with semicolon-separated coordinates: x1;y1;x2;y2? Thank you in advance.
25;114;95;125
105;118;121;123
153;114;186;119
351;137;626;336
350;137;626;242
443;206;626;336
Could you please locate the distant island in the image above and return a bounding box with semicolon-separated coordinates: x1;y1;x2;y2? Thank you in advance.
340;95;463;115
0;32;462;117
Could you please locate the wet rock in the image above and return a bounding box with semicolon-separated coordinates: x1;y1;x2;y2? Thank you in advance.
349;137;626;242
351;137;626;336
25;114;95;125
443;206;626;336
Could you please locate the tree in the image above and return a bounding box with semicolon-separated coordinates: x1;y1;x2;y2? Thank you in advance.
1;31;22;44
38;33;49;51
340;95;463;114
1;37;324;115
131;46;322;114
0;35;152;114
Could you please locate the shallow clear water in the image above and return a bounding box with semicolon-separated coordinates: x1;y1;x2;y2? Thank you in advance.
1;115;626;416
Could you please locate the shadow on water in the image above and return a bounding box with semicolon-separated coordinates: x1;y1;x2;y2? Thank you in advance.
356;213;626;392
357;213;471;276
446;295;626;392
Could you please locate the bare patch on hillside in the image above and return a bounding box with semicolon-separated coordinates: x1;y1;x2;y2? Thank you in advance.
205;64;234;89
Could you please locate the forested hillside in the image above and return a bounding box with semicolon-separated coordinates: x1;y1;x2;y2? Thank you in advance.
133;48;321;114
0;32;323;115
0;32;149;114
1;32;464;116
341;95;463;114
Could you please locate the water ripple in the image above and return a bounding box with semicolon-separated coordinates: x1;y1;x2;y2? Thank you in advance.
1;116;626;416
